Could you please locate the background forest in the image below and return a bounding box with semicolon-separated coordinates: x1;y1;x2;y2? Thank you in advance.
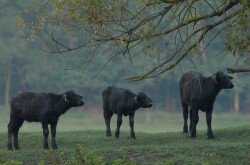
0;0;249;113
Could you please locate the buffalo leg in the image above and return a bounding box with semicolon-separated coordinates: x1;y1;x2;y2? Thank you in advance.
182;103;189;133
104;110;113;137
191;109;199;138
42;123;49;149
189;109;193;132
7;119;15;150
129;114;136;139
115;114;122;138
206;110;214;139
13;119;24;150
51;123;58;149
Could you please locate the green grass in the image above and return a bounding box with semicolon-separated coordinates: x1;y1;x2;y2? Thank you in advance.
0;106;249;164
0;126;249;164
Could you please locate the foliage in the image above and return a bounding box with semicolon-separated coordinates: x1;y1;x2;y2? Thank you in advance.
17;0;250;79
159;159;175;165
0;151;7;164
0;160;23;165
0;151;22;165
40;144;106;165
111;153;136;165
225;0;250;55
202;154;218;165
74;144;105;165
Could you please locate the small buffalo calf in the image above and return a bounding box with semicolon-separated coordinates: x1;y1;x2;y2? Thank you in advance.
179;71;234;139
7;90;85;150
102;86;153;139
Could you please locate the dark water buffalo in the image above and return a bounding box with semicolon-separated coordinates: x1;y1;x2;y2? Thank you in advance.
179;71;234;139
102;86;153;139
7;90;85;150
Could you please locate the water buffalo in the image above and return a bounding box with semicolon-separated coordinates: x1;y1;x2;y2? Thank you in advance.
179;71;234;139
102;86;153;139
7;90;85;150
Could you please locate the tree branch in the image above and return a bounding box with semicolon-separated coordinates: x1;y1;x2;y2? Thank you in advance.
227;68;250;73
126;8;241;80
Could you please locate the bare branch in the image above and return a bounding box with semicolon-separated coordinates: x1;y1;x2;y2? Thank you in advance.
126;8;241;80
227;68;250;74
19;0;246;79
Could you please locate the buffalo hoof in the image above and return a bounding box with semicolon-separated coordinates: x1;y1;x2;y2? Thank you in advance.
131;136;136;139
183;126;188;134
14;145;19;150
52;145;58;150
183;130;189;134
131;133;136;139
106;131;112;137
7;144;13;151
208;134;214;139
191;134;197;138
43;144;49;150
115;131;119;138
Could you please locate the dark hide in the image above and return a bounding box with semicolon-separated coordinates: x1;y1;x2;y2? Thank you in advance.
102;86;153;139
179;71;234;139
7;90;84;150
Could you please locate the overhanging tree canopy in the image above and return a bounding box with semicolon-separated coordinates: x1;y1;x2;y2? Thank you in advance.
17;0;250;80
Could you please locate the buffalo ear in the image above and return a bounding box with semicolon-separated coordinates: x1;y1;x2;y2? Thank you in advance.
77;94;83;98
212;74;217;83
63;93;69;103
228;76;233;80
134;96;139;104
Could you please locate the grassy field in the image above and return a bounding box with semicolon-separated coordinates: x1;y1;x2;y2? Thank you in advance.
0;127;249;164
0;106;249;133
0;107;249;164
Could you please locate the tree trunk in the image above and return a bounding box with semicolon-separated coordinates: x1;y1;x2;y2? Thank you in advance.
166;81;173;112
5;60;11;107
231;59;240;113
232;92;240;113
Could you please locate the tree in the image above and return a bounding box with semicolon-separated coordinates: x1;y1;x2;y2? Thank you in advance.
2;0;249;113
0;0;29;106
17;0;250;80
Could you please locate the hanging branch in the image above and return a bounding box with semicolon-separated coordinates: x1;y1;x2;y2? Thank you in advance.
18;0;248;79
227;68;250;73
